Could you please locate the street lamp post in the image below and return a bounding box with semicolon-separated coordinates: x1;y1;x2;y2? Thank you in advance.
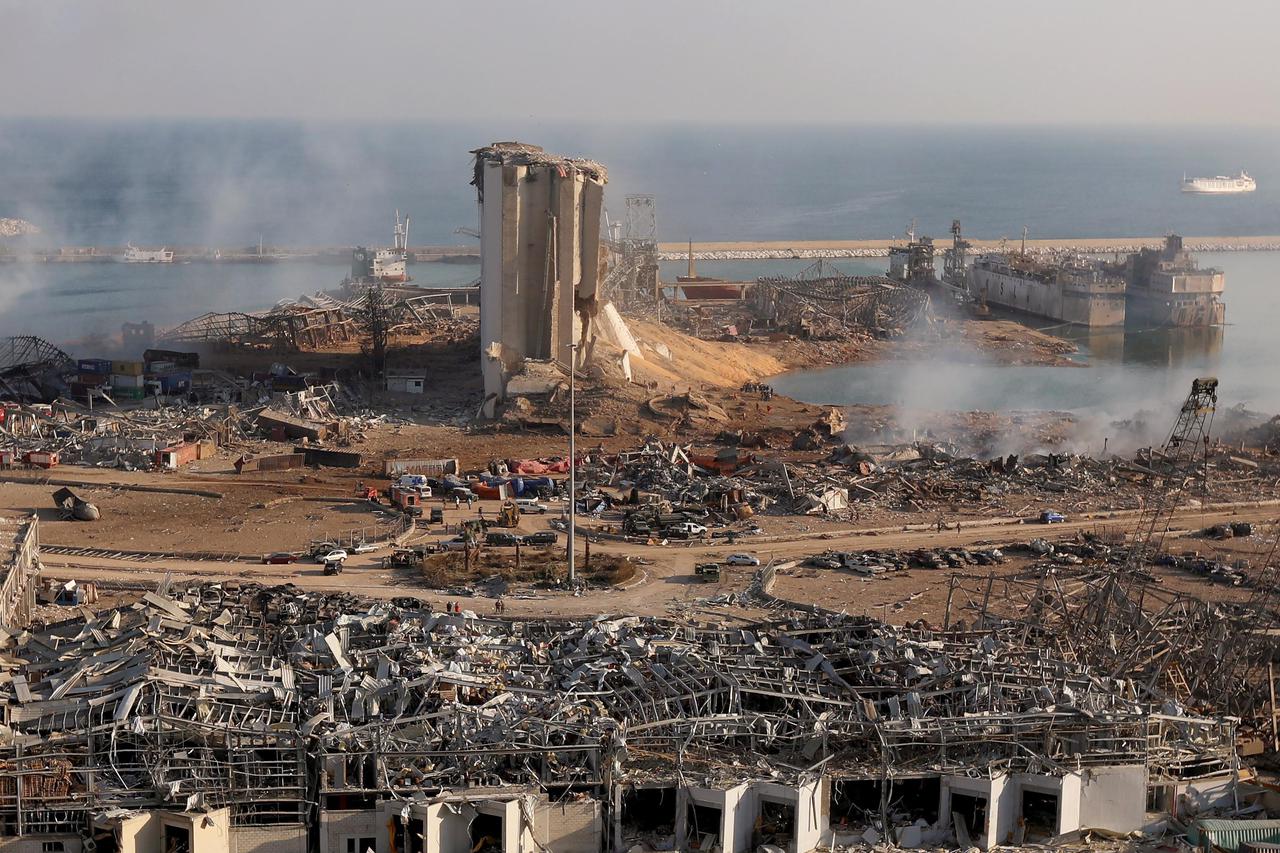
565;342;578;588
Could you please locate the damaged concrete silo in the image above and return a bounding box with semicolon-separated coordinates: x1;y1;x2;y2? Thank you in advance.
471;142;608;417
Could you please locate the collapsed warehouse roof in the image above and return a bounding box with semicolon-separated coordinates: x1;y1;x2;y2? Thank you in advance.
0;581;1237;838
752;262;931;338
0;336;74;401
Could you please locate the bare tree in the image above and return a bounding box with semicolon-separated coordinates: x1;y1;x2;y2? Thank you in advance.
358;285;393;377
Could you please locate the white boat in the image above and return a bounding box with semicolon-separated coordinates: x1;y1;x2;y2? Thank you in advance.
123;243;174;263
1181;171;1256;194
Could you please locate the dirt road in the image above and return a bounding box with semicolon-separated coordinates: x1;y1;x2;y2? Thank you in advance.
42;503;1275;621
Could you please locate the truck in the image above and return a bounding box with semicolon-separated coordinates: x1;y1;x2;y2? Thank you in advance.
694;562;722;582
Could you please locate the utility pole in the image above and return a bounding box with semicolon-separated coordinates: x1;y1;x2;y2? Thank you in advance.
566;342;579;588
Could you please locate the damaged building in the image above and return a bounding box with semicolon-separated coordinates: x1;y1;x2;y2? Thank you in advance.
0;577;1244;853
472;143;633;419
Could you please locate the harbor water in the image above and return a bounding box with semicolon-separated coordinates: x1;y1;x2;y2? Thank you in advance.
767;252;1278;446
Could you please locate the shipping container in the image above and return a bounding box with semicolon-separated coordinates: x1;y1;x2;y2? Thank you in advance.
155;442;200;469
77;372;110;386
24;450;59;469
110;373;146;388
77;358;112;374
113;360;145;376
112;387;146;400
1192;819;1280;852
159;372;192;394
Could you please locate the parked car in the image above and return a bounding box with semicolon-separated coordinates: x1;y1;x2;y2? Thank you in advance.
665;522;708;538
1039;510;1067;524
521;530;559;546
263;552;298;565
352;542;379;554
724;553;760;566
429;508;444;524
322;559;344;575
514;498;548;514
319;549;348;564
485;532;520;547
439;537;470;551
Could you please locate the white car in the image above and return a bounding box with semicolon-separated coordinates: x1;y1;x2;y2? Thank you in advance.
725;553;760;566
319;549;348;564
514;498;548;513
352;542;379;554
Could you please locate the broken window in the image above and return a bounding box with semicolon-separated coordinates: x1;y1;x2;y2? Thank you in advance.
949;793;986;844
621;787;677;843
892;778;940;824
754;799;796;850
163;823;192;853
470;811;504;853
1020;790;1059;840
685;802;722;851
830;780;881;830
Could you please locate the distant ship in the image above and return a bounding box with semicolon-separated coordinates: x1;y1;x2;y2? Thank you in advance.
351;211;412;283
1119;234;1225;327
122;243;174;263
1181;171;1256;194
675;241;744;300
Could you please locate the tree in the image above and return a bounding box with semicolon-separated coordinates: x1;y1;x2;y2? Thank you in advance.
358;285;393;377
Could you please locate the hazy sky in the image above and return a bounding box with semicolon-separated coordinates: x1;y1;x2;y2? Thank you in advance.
3;0;1277;124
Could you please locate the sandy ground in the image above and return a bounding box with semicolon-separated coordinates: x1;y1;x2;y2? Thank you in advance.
32;503;1277;624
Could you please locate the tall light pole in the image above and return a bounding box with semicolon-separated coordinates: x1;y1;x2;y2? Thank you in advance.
565;342;579;588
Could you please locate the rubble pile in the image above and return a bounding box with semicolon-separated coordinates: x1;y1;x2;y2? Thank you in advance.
0;582;1240;843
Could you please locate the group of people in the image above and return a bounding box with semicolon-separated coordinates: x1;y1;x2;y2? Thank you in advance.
441;597;506;614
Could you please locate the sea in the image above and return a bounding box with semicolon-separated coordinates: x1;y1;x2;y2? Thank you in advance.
1;119;1278;435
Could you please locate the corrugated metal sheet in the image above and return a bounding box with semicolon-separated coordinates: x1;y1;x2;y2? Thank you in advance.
1192;819;1280;852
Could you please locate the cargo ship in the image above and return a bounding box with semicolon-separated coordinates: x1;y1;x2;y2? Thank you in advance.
351;211;412;283
1121;235;1225;326
967;251;1127;327
122;244;174;263
1181;171;1256;194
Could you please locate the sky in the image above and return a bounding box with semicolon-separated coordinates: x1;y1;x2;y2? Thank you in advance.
2;0;1277;125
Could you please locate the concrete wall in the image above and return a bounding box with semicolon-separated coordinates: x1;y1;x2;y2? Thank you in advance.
430;802;475;853
322;809;385;853
1076;766;1145;832
533;798;599;853
115;811;160;853
229;824;306;853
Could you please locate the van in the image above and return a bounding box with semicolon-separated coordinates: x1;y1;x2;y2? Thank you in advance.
514;498;547;514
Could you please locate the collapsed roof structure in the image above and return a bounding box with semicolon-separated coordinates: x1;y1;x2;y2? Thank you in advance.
0;577;1241;853
752;263;931;339
0;336;74;402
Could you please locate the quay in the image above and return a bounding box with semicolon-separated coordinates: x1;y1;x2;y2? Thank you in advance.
3;235;1280;265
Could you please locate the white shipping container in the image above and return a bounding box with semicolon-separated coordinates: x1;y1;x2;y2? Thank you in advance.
111;374;146;388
